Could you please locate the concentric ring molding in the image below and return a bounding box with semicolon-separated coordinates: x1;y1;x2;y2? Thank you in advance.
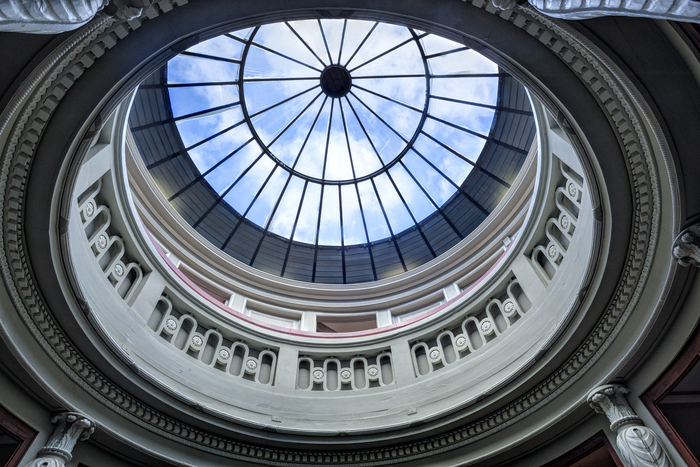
0;0;679;465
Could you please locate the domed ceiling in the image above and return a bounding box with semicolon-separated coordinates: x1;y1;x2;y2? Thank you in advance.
129;19;536;283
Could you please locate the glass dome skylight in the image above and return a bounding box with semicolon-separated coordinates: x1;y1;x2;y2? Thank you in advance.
130;18;536;283
165;20;500;247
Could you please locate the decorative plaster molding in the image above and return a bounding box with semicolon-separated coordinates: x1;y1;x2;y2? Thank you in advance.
588;385;673;467
0;0;668;465
0;0;106;34
528;0;700;23
24;412;95;467
673;223;700;268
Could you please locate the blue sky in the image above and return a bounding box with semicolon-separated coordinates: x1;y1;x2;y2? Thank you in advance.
165;19;499;246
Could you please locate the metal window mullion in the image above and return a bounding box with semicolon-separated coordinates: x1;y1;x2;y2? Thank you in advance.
430;94;533;116
423;46;470;60
338;99;358;178
399;160;464;240
343;22;378;68
147;116;248;169
130;101;240;132
168;136;255;201
180;51;241;65
353;184;378;281
192;151;265;229
140;81;240;88
349;33;427;73
226;165;280;261
339;185;346;284
280;180;309;277
317;19;334;65
431;73;506;79
427;114;528;155
311;184;326;282
218;160;276;250
385;171;437;258
337;19;347;65
248;85;319;119
344;96;385;170
351;74;425;80
420;131;511;188
243;37;322;72
244;76;319;83
249;172;295;266
371;179;407;272
352;84;423;113
263;91;324;151
413;147;490;215
291;96;329;170
321;100;335;179
350;91;408;144
285;22;327;66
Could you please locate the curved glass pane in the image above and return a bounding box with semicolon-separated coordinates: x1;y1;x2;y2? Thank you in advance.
165;19;500;251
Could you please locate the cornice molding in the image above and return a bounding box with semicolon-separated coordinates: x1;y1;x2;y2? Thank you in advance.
0;0;671;465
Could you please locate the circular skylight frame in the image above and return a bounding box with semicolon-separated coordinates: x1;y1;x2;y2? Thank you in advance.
162;19;507;252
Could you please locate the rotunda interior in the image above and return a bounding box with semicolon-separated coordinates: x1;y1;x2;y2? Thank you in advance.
0;1;699;467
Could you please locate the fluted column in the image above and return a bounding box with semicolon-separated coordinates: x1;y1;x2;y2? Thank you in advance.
25;412;95;467
587;385;673;467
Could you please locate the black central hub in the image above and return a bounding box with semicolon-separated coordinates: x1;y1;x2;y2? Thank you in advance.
320;65;352;98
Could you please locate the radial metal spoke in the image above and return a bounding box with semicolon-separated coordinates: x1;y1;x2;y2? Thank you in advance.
427;114;528;155
432;72;506;78
146;118;248;169
370;179;407;272
343;22;378;68
243;76;319;82
349;33;427;73
398;160;464;240
353;83;423;113
248;84;319;119
352;73;425;80
225;33;323;72
420;131;511;187
140;81;239;88
344;96;386;170
285;21;327;66
180;51;241;65
311;184;325;282
338;185;346;283
353;184;378;281
337;19;347;65
338;99;357;178
249;173;295;265
192;151;266;228
265;91;325;151
222;165;280;251
168;137;256;201
285;96;328;171
131;101;240;132
321;99;335;178
430;94;533;115
424;46;470;60
350;91;409;143
384;170;437;258
317;19;334;65
412;147;490;215
281;181;309;277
